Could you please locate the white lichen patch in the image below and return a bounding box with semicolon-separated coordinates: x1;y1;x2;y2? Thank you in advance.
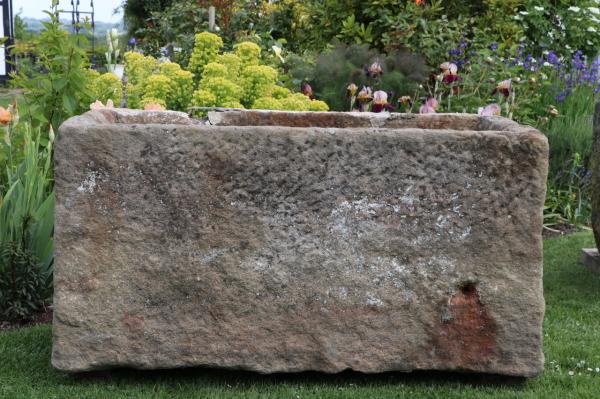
459;226;472;239
366;293;384;307
339;287;348;299
416;255;457;275
336;197;389;215
200;248;227;265
77;171;99;194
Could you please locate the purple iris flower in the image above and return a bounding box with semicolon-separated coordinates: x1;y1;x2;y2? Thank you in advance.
547;51;560;66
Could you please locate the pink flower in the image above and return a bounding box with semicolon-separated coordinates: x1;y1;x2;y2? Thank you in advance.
419;97;438;114
366;61;383;78
440;62;462;84
477;103;501;116
373;90;388;103
372;90;391;113
440;62;457;75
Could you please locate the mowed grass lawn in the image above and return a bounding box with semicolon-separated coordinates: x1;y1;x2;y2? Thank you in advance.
1;232;600;399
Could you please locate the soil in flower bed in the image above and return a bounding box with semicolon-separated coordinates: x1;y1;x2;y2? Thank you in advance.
0;306;53;331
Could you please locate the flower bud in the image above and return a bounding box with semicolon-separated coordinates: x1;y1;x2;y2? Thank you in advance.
347;83;358;98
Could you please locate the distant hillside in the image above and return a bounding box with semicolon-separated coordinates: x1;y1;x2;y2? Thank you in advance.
21;17;124;38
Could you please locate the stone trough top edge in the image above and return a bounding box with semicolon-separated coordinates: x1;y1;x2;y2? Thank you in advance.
61;108;539;136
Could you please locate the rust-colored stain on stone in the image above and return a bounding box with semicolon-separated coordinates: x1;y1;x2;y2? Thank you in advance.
432;282;498;367
120;313;145;333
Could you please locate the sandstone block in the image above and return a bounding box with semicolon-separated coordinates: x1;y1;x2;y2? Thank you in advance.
592;103;600;249
53;109;548;376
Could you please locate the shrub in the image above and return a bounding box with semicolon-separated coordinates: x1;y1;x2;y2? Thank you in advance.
90;73;123;105
188;32;223;78
168;69;195;111
545;153;592;227
252;94;329;112
241;65;278;108
177;33;330;112
10;7;92;132
252;97;282;110
235;41;261;67
141;74;172;108
158;62;195;111
0;243;47;321
308;100;329;112
516;1;600;58
191;89;217;108
201;77;242;107
158;60;183;76
271;86;292;99
215;53;242;80
124;51;158;108
279;93;313;111
0;123;54;321
202;62;229;80
124;51;157;86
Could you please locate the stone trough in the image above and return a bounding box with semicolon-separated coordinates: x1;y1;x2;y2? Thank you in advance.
53;109;548;377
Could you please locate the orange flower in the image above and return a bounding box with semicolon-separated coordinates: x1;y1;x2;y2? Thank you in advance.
90;99;115;110
0;106;12;125
415;0;425;4
144;103;166;111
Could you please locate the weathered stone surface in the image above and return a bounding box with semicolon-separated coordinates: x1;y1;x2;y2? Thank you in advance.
592;103;600;249
581;248;600;274
53;109;548;377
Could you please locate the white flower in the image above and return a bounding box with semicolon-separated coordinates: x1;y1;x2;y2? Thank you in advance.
568;371;575;376
534;6;544;11
588;27;597;32
272;45;284;63
520;11;529;15
589;7;600;14
568;6;581;12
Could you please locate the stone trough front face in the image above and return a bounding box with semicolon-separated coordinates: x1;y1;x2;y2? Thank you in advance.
53;109;548;377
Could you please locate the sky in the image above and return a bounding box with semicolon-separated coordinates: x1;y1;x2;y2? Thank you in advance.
14;0;124;23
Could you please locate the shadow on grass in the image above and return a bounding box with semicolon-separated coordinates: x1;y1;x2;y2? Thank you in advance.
69;367;527;389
